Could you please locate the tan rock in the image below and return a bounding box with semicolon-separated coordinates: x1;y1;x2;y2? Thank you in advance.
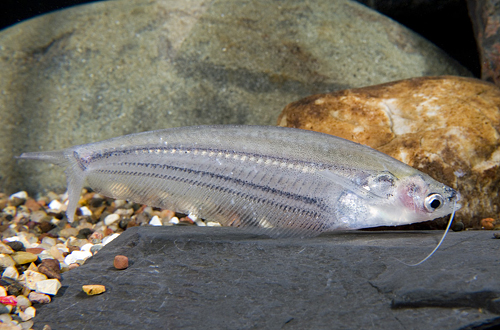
0;254;15;268
0;242;14;254
278;76;500;228
11;252;38;265
82;285;106;296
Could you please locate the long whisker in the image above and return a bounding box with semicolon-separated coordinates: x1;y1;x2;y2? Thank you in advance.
399;199;457;267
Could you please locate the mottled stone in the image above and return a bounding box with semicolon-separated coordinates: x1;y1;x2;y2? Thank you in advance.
2;0;471;194
24;270;48;291
278;76;500;228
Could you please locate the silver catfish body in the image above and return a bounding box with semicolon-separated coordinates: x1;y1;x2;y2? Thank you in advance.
19;125;459;237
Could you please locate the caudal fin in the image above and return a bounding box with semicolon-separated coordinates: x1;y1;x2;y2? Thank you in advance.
18;150;85;223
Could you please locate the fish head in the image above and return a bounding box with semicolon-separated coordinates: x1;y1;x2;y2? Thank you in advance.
391;173;460;225
331;171;460;230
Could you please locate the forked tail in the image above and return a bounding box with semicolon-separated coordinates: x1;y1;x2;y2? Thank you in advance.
18;150;85;223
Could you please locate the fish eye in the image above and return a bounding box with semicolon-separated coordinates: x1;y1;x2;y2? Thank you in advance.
424;193;445;212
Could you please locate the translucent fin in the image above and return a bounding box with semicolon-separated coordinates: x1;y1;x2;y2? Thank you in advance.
18;149;85;223
17;150;69;166
318;170;379;199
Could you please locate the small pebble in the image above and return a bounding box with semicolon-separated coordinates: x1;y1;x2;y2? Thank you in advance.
18;306;36;321
2;266;19;281
5;241;25;252
0;254;16;268
36;279;62;295
82;284;106;295
47;200;64;211
20;320;34;330
480;218;495;230
9;191;28;200
11;252;38;265
28;292;51;304
169;217;180;225
77;228;94;239
58;227;79;238
0;242;14;254
0;304;11;314
0;286;7;296
113;255;129;270
79;206;92;216
24;270;48;290
451;221;464;232
42;324;52;330
0;295;17;306
90;244;103;255
0;313;12;322
15;295;31;309
149;215;162;226
102;233;120;246
38;259;61;280
493;232;500;239
68;263;80;270
104;214;120;226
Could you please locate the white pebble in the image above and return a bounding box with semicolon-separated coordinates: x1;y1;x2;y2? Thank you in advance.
48;200;63;211
2;266;19;280
20;319;34;330
0;314;11;323
0;286;6;296
9;191;28;200
169;217;179;225
79;206;92;216
206;221;222;227
36;279;62;295
194;218;206;227
102;233;120;246
18;306;36;321
71;250;92;262
149;215;162;226
114;199;127;208
24;270;47;290
41;237;57;247
104;213;120;226
80;243;94;253
64;254;77;265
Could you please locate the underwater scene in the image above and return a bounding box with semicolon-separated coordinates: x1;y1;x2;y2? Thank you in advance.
0;0;499;329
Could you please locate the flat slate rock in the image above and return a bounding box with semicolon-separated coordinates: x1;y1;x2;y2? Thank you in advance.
33;226;499;329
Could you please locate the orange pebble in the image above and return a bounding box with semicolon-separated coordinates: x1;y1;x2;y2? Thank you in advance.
480;218;495;230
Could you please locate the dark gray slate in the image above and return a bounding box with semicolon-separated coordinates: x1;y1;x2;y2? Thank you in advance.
33;227;499;329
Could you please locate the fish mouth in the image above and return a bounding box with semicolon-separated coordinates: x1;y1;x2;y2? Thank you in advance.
445;186;460;202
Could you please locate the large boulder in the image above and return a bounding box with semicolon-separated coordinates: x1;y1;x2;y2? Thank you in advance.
278;76;500;229
1;0;470;194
